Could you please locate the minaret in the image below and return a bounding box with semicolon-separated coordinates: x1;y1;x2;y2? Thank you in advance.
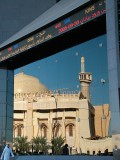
79;57;92;101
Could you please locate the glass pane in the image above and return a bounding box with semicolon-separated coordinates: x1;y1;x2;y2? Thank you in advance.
14;34;111;156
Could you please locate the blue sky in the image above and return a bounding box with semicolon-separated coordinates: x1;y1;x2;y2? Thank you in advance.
15;34;109;106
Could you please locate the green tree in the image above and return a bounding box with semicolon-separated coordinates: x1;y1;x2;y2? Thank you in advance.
51;135;65;155
13;136;30;154
32;137;41;153
32;136;50;154
39;137;50;154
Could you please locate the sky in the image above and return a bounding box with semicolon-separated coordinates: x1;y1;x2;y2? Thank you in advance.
14;34;109;106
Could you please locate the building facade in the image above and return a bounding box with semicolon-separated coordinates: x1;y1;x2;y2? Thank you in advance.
13;57;112;155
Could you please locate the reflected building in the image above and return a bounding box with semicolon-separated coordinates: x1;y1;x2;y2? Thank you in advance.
13;57;112;155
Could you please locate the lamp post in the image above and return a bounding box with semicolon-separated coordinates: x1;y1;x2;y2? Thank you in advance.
101;78;106;137
51;94;58;155
51;95;58;122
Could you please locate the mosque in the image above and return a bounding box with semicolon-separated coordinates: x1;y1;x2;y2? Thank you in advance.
13;57;112;155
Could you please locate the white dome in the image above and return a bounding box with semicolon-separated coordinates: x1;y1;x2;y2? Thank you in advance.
14;72;48;93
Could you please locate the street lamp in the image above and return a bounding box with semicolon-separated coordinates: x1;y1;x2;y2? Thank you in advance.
101;78;106;137
51;94;58;155
51;95;58;121
101;78;106;119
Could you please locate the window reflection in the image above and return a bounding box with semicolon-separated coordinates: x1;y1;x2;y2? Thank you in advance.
14;35;111;155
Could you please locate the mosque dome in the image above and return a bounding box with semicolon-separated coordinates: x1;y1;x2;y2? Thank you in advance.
14;72;49;93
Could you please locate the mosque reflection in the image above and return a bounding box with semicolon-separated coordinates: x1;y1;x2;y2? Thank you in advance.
14;53;112;155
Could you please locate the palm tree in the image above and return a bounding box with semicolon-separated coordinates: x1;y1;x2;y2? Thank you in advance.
39;137;50;154
32;136;50;154
51;135;65;155
32;137;41;154
13;136;30;154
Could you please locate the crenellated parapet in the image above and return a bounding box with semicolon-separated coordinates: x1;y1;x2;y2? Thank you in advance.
14;91;79;102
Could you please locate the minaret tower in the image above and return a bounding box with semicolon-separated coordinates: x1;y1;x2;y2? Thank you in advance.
79;57;92;101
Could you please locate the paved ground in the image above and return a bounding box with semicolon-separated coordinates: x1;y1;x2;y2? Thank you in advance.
11;155;113;160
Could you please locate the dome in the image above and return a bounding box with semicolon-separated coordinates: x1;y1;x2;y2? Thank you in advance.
14;72;48;93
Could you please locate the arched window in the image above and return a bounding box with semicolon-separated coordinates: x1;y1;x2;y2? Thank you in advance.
18;126;22;137
43;126;47;137
42;125;47;137
87;150;90;155
69;124;73;137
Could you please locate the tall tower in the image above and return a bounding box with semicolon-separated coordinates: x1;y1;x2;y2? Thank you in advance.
79;57;92;101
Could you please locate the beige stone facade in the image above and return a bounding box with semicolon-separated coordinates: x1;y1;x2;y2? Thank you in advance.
13;57;112;155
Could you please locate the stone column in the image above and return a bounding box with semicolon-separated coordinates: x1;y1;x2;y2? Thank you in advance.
48;110;52;142
26;101;33;141
62;110;65;138
33;113;38;137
